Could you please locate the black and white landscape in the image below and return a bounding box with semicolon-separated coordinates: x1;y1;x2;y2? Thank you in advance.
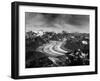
25;12;89;68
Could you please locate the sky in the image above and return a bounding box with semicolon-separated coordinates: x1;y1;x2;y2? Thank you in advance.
25;12;89;33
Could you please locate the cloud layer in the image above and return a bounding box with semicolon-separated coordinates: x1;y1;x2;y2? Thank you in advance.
25;12;89;33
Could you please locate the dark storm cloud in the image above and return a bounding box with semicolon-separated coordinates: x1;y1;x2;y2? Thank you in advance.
41;13;60;27
68;15;89;26
25;12;89;33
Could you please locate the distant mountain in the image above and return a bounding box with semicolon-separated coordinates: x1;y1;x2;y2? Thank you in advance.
33;30;44;36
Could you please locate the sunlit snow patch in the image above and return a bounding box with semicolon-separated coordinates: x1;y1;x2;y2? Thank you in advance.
82;40;88;45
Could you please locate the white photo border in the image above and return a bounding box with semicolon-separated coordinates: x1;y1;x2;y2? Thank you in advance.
19;5;96;76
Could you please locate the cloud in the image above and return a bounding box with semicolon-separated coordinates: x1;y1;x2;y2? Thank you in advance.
68;15;89;26
25;12;89;33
